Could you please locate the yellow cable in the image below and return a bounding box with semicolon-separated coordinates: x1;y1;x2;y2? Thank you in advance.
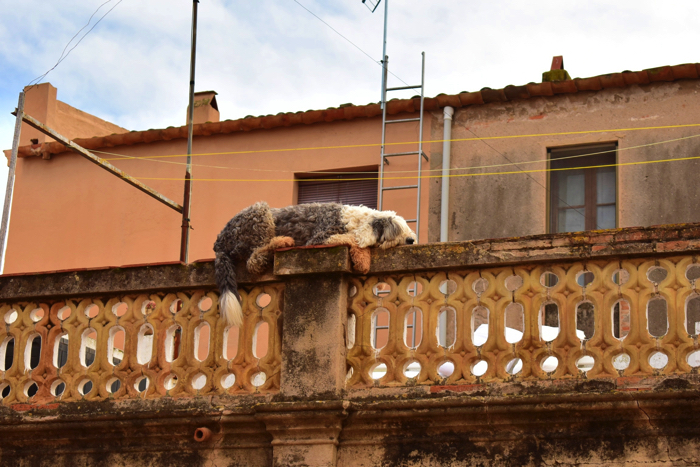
134;153;700;183
96;122;700;162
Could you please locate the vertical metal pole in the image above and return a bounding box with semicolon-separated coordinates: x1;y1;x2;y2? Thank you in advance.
415;52;425;244
379;0;388;109
180;0;199;263
378;55;389;211
0;92;25;273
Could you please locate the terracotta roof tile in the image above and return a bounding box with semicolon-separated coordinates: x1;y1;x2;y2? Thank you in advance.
14;62;700;158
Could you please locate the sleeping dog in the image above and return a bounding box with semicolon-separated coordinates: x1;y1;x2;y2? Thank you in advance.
214;202;417;326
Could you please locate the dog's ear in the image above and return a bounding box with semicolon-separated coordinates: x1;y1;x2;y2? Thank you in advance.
371;216;401;243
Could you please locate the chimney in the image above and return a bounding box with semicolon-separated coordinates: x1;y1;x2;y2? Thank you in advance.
187;91;219;124
542;56;571;83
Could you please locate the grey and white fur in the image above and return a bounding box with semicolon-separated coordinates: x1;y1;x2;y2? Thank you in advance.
214;202;417;326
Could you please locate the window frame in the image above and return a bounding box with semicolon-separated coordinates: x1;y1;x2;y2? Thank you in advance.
547;142;618;233
295;166;379;208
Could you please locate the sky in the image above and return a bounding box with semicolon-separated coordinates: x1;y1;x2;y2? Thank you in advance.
1;0;699;204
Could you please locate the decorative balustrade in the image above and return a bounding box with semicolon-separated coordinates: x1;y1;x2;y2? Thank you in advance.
347;256;700;389
0;283;283;404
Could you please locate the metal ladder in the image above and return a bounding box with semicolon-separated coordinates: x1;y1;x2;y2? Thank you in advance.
378;52;426;242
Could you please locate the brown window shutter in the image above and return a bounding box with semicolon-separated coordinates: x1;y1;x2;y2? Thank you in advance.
298;173;378;209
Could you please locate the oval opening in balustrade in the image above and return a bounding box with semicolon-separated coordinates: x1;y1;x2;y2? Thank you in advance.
371;308;390;350
540;272;559;288
135;376;149;393
472;360;488;377
370;363;387;380
576;271;595;287
224;325;240;360
170;299;183;315
113;302;128;318
406;281;423;297
80;329;97;367
30;307;44;323
108;327;125;366
404;360;421;379
472;277;489;295
251;372;267;387
612;300;631;340
576;302;595;340
438;279;457;296
686;294;700;336
647;297;668;338
51;380;65;397
256;293;271;309
505;303;524;344
437;307;457;348
505;358;522;375
373;282;391;297
403;307;422;349
346;365;354;380
85;304;99;319
0;383;9;400
224;326;239;361
24;382;38;398
504;274;523;292
687;350;700;368
349;285;357;298
647;266;668;284
53;333;68;368
540;302;559;342
137;324;154;365
438;360;454;378
612;269;630;286
612;353;631;371
4;309;17;324
541;356;558;373
24;334;41;371
687;265;700;283
576;355;594;372
472;306;489;346
221;373;236;389
165;325;182;363
1;337;15;371
253;321;269;359
649;351;668;369
199;296;213;312
78;379;93;396
194;322;211;362
192;373;206;391
57;306;71;321
347;313;356;350
107;377;121;394
164;374;178;391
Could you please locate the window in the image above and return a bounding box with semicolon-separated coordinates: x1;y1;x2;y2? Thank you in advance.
297;171;378;208
549;143;616;233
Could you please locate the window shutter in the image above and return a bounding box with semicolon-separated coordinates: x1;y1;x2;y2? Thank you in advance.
297;173;378;209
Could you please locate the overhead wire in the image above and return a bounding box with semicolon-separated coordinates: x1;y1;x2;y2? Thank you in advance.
131;152;700;183
26;0;124;89
89;133;700;176
291;0;410;87
90;122;700;163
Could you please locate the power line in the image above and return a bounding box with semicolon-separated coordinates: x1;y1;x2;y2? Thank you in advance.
291;0;409;87
88;133;700;176
86;122;700;162
26;0;124;88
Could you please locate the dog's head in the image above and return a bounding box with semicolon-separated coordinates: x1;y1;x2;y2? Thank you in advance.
370;211;417;249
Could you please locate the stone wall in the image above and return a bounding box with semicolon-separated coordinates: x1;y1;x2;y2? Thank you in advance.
1;225;700;466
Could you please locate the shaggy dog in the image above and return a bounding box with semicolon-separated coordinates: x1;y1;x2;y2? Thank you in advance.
214;202;417;326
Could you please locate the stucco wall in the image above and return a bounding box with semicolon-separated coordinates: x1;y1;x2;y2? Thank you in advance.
429;80;700;242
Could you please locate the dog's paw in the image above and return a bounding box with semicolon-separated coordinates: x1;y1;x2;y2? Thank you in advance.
247;253;269;275
272;236;295;249
350;247;371;274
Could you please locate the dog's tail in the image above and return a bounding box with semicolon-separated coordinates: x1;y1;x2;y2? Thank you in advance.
215;251;243;327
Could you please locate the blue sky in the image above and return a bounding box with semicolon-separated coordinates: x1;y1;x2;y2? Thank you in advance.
1;0;700;201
